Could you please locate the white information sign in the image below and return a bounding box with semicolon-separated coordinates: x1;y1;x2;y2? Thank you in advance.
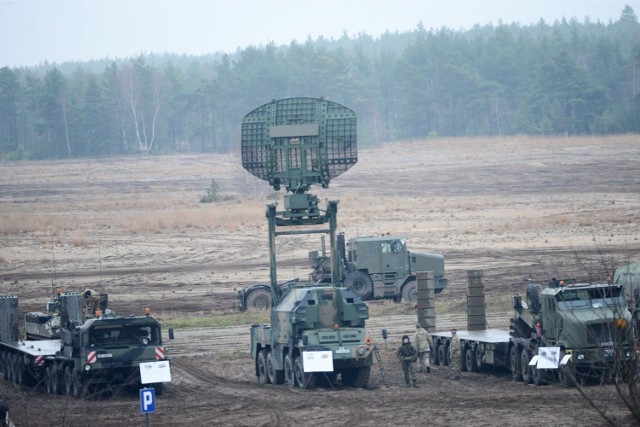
302;351;334;373
534;346;561;369
140;361;172;384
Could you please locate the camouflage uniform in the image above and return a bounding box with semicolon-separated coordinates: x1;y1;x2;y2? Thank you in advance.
397;335;418;387
449;329;461;379
414;324;432;373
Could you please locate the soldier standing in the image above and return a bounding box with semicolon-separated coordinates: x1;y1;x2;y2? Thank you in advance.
397;335;419;387
414;323;432;373
449;329;461;379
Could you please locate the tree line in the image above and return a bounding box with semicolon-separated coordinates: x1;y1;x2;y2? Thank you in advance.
1;6;639;160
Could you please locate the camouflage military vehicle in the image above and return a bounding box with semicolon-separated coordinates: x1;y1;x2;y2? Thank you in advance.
250;286;374;389
310;233;447;302
0;290;169;397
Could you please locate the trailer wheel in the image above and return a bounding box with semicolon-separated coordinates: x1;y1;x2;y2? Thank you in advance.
294;355;315;389
257;349;270;384
266;351;284;384
461;347;468;372
0;351;5;380
1;352;10;381
520;350;532;384
7;354;16;382
64;366;73;395
474;347;483;372
246;289;272;311
284;354;295;387
344;271;373;300
13;355;24;385
465;346;478;372
510;346;522;382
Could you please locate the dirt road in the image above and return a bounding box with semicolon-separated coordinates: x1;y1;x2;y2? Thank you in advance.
1;135;639;426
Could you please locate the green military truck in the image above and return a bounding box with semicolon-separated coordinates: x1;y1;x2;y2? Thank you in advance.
431;279;636;386
0;290;169;397
250;286;374;389
310;233;447;302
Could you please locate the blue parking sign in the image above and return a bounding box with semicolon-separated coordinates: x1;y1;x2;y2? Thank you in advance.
140;387;156;413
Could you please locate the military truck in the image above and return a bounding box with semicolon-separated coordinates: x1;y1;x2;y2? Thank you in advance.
430;279;636;386
238;233;447;311
310;233;446;302
250;286;374;389
0;290;169;397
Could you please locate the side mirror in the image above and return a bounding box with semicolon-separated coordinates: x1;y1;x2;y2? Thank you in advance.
381;329;388;340
168;327;174;340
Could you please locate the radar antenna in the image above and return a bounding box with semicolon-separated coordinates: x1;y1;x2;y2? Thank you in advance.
241;97;358;293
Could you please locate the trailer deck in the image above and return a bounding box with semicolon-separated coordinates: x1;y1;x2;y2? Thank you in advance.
1;340;61;357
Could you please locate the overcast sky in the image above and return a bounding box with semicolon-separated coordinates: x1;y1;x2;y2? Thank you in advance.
1;0;636;68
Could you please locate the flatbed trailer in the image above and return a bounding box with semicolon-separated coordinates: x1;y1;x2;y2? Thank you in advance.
431;329;511;373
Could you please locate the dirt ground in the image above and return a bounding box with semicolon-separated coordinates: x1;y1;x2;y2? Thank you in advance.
1;135;639;426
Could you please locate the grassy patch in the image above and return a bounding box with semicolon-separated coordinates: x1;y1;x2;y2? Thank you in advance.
157;310;269;329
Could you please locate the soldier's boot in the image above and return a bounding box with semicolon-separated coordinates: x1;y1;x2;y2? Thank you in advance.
405;376;410;387
427;366;431;373
413;379;419;388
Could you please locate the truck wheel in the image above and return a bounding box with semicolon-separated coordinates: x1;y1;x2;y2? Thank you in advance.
45;366;54;394
0;351;5;380
353;366;371;388
284;355;295;387
460;347;468;372
520;350;532;384
532;364;543;386
266;351;284;384
7;354;15;382
465;346;478;372
70;370;84;398
246;289;272;311
401;281;417;303
64;366;73;395
13;355;24;385
257;349;270;384
344;271;373;300
294;356;315;389
510;346;522;382
558;364;575;387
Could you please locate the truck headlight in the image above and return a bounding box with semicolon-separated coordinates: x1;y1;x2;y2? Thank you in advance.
577;354;585;360
357;347;365;356
84;364;92;372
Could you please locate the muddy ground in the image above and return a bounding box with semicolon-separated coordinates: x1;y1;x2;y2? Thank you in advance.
0;135;639;426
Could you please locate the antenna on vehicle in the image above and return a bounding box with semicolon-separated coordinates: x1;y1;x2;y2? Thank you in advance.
50;230;57;300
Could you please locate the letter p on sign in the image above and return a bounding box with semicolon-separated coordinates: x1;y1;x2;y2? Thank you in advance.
140;387;156;413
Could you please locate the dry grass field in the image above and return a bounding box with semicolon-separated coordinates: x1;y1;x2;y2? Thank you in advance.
0;134;639;426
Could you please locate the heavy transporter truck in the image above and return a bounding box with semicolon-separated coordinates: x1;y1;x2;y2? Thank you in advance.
0;290;169;397
241;98;377;389
429;278;636;386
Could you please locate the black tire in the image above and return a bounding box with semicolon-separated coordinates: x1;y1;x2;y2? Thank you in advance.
558;363;575;387
353;366;371;388
294;356;315;389
246;289;272;311
70;370;84;398
461;347;469;372
510;346;522;382
257;349;270;384
52;364;62;395
532;363;543;386
474;347;483;372
64;366;73;395
45;366;54;394
344;271;373;300
0;351;6;380
401;281;417;303
284;354;295;387
465;346;478;372
266;351;284;385
13;355;24;385
521;350;532;384
437;344;448;366
7;354;15;382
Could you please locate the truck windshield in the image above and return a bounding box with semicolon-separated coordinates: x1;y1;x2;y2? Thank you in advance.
556;287;625;311
88;323;161;347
